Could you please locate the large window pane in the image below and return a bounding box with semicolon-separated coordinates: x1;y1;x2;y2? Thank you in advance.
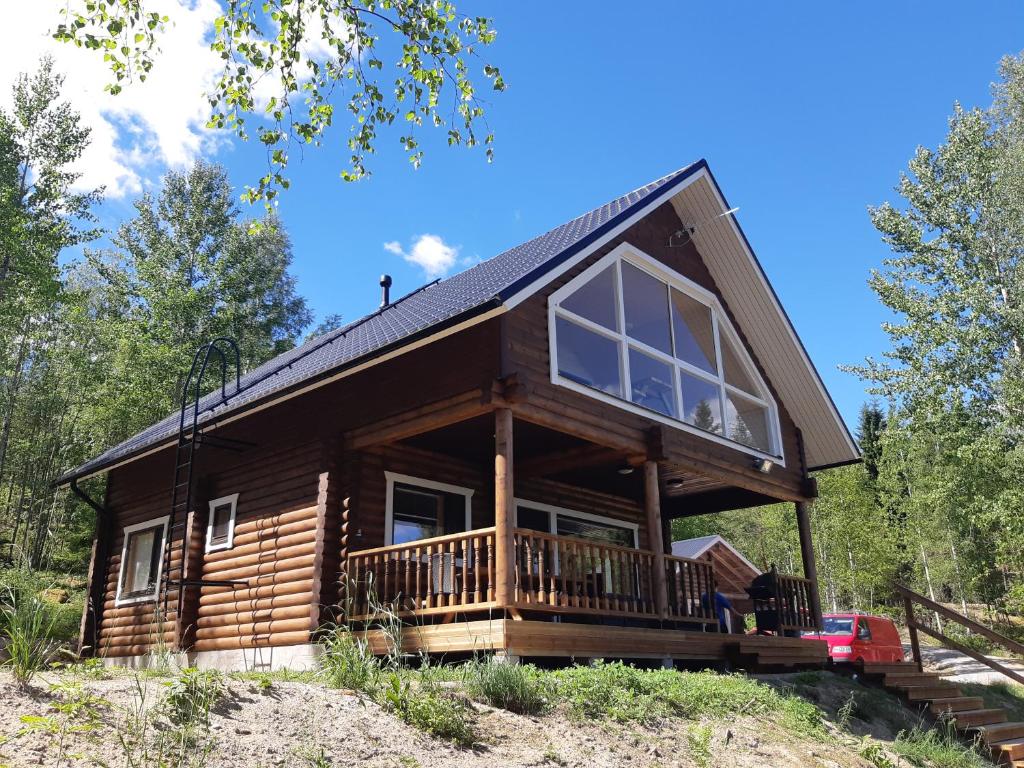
555;317;622;396
392;483;467;545
720;333;758;394
725;393;771;452
621;262;671;353
628;348;676;418
671;289;717;373
561;265;618;331
680;372;723;434
556;515;634;547
121;524;164;599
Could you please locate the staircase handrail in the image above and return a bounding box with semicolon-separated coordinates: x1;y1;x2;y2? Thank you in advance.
895;582;1024;687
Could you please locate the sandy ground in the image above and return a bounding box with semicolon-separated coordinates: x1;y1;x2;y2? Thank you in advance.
0;670;955;768
917;644;1024;685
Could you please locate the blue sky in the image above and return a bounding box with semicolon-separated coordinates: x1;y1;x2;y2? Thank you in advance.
14;1;1024;433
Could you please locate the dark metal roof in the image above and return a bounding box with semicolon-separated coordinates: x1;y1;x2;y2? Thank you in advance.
57;162;704;484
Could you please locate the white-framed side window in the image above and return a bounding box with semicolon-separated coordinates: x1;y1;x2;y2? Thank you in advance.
513;499;639;548
384;472;474;546
548;241;785;464
115;515;169;606
205;493;239;553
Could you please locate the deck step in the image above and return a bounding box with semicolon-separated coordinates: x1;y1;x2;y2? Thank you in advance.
901;685;964;701
884;672;942;686
973;722;1024;745
929;697;985;714
953;709;1009;729
861;662;921;675
990;737;1024;761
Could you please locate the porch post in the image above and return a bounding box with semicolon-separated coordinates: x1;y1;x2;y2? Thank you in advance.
644;461;669;619
795;501;823;629
495;408;515;608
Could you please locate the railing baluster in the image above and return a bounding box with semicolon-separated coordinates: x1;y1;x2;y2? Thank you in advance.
487;533;495;602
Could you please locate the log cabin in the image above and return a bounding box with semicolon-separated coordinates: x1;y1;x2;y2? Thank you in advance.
671;535;762;618
57;160;859;671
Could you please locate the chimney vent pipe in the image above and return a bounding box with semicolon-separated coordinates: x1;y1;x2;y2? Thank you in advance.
379;274;392;307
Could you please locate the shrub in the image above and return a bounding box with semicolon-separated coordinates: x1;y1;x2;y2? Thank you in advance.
0;584;60;686
161;668;225;726
319;626;381;693
466;658;550;715
380;673;476;747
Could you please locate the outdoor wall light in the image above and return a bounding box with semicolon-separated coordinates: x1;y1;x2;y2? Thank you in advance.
752;457;774;474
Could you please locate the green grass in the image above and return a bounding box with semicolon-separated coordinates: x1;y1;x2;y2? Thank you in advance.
548;661;824;734
464;658;551;715
890;724;990;768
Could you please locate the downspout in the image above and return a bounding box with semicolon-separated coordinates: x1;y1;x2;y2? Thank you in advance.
71;478;111;658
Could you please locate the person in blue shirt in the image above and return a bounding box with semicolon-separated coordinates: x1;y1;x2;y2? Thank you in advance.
702;590;744;633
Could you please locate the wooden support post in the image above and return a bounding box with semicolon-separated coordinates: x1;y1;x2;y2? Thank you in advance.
795;501;823;630
903;596;922;668
644;461;669;619
494;408;515;608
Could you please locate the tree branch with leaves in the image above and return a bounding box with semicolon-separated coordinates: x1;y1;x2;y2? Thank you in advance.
53;0;506;205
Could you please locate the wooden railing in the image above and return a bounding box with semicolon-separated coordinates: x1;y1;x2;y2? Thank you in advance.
664;554;718;626
776;574;818;631
345;528;497;619
897;583;1024;685
512;528;660;617
345;528;726;628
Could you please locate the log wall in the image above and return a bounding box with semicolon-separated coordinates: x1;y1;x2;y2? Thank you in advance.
94;324;500;657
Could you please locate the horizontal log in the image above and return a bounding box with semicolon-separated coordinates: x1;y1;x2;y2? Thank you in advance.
194;617;311;639
196;604;311;629
201;556;317;583
232;506;317;534
225;516;318;548
198;581;314;607
202;540;317;570
194;631;310;651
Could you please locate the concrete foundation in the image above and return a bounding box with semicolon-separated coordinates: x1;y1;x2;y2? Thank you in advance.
100;643;323;673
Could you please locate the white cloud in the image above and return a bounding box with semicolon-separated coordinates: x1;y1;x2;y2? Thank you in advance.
384;234;461;279
0;1;223;197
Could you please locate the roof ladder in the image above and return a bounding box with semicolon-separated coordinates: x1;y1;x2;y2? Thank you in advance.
160;338;252;628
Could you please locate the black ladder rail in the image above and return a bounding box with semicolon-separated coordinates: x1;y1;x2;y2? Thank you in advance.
159;338;249;629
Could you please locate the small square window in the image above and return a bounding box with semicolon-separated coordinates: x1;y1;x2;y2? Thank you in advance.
206;494;238;552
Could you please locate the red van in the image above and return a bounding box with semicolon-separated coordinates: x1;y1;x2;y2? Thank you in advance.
802;613;905;664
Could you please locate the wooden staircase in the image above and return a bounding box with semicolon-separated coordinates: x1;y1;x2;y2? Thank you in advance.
727;634;830;670
860;660;1024;766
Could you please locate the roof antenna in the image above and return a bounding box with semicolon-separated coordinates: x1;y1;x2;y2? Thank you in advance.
667;206;740;248
379;274;392;308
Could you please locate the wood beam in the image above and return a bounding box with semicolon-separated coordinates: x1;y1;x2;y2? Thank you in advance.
644;461;669;619
661;487;778;519
517;445;624;478
494;408;515;607
346;390;490;450
795;501;823;630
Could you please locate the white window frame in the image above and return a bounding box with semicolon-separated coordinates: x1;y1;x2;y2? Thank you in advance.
548;241;785;465
512;499;639;547
114;515;170;607
205;493;239;553
384;472;475;546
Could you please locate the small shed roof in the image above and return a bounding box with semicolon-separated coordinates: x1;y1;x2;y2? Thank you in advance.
672;535;761;596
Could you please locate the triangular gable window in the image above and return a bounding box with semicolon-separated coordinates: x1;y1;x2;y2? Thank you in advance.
549;243;783;460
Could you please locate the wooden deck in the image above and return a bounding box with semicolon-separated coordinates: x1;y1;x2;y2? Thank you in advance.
360;619;829;668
